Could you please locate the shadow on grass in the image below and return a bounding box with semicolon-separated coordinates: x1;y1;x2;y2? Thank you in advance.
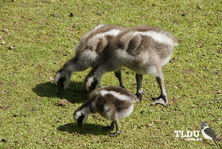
57;123;108;136
32;81;88;103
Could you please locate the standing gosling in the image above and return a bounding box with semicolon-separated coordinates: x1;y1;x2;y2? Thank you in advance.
54;25;126;92
85;25;178;106
74;86;139;136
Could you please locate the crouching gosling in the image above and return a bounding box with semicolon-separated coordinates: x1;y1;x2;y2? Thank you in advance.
74;86;139;136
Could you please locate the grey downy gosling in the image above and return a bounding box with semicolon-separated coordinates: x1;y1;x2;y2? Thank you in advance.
54;25;126;93
85;25;178;106
74;86;139;136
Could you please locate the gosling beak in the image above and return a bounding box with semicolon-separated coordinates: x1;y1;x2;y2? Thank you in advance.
57;76;66;94
77;119;83;128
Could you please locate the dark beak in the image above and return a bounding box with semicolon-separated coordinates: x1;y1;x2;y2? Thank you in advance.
77;121;83;128
77;119;83;129
77;115;85;129
58;85;65;94
57;76;66;94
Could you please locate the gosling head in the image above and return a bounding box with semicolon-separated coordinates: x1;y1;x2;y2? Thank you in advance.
74;108;88;128
84;76;99;92
54;69;71;93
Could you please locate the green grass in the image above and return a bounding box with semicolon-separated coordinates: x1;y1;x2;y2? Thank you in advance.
0;0;222;148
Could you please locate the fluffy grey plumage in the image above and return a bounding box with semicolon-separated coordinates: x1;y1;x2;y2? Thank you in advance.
74;86;139;136
85;25;178;106
54;25;126;92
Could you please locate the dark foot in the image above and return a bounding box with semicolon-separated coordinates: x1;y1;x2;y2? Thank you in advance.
136;91;143;101
110;130;120;137
102;125;114;131
151;95;168;106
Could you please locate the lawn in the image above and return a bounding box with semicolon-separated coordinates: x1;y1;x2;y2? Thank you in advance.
0;0;221;148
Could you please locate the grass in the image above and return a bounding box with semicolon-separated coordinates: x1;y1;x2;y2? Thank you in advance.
0;0;222;148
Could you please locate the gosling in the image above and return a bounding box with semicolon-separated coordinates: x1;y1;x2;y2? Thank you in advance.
85;25;178;106
74;86;139;136
54;25;126;92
